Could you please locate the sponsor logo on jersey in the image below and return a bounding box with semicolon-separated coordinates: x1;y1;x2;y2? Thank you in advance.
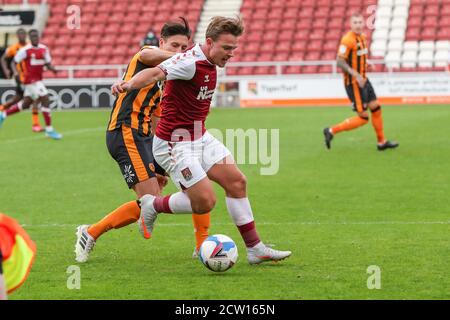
197;86;215;100
357;48;368;56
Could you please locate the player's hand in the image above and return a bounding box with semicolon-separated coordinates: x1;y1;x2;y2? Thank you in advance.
156;174;168;190
111;80;130;96
356;74;367;88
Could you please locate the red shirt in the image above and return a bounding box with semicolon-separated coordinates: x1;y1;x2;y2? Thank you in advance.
14;44;51;84
157;44;217;141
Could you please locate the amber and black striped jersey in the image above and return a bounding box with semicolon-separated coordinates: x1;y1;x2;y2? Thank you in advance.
337;31;369;86
108;46;162;136
5;42;27;82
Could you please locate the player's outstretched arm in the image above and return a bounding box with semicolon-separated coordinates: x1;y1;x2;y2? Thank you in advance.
139;48;175;67
111;67;166;95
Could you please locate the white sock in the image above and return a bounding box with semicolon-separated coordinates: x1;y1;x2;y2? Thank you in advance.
45;126;54;132
168;192;193;213
225;197;254;226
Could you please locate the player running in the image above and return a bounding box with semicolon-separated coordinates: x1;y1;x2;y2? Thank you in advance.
0;28;43;132
0;213;36;300
75;18;210;263
112;16;292;265
0;29;62;140
323;13;399;151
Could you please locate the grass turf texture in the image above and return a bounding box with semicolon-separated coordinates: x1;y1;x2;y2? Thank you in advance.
0;105;449;300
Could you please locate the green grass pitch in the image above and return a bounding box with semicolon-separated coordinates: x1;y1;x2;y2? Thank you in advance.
1;105;449;299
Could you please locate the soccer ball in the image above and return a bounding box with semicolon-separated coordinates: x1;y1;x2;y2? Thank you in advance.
198;234;238;272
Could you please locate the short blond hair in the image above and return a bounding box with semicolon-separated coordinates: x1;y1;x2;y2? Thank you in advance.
205;16;244;41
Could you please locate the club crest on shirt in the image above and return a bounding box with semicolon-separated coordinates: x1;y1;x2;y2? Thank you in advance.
181;167;193;181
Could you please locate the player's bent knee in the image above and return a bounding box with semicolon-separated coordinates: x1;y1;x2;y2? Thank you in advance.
357;112;369;121
192;195;216;214
225;173;247;196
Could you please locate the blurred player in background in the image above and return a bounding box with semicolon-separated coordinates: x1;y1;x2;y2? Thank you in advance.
75;18;210;263
140;30;159;47
323;13;398;151
112;16;291;264
0;29;62;140
0;213;36;300
0;28;43;132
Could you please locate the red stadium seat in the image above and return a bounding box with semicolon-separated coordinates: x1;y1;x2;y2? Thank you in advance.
254;66;276;75
422;17;438;28
406;27;421;40
408;16;422;28
424;5;439;16
409;5;424;17
321;52;336;60
302;66;318;73
421;28;437;40
273;53;289;61
296;19;312;29
237;67;254;75
275;42;291;54
284;65;301;74
437;28;450;39
309;40;323;52
318;65;332;73
305;52;321;61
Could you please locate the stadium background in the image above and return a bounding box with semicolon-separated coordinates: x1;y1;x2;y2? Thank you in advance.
1;0;449;108
0;0;449;300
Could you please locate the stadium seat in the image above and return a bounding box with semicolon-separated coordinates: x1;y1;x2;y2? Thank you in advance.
418;50;434;67
35;0;447;77
401;51;418;68
434;50;449;67
284;66;302;75
36;0;204;77
302;66;318;74
385;51;401;68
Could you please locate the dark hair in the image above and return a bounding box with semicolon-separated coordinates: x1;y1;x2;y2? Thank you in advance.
160;17;191;40
28;29;39;36
16;28;26;35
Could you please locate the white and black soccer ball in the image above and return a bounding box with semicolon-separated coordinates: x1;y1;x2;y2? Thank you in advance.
198;234;238;272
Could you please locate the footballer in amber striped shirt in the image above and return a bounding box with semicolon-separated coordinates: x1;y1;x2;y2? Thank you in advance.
323;12;398;151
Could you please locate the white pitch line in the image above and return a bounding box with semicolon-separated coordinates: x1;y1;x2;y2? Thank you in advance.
0;126;105;145
21;221;450;228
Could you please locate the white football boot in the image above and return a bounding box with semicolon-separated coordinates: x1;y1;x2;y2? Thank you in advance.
192;248;199;259
138;194;158;239
75;225;96;263
247;242;292;265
